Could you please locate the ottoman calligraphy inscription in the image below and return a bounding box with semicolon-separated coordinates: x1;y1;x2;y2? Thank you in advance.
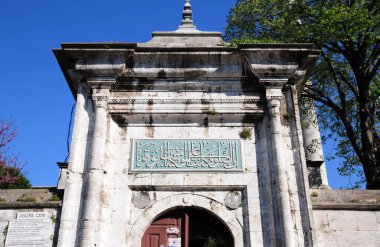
131;139;242;172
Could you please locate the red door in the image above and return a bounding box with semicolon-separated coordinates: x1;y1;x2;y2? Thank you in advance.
141;210;188;247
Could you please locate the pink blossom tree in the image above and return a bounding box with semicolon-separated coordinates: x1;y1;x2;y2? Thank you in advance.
0;119;31;189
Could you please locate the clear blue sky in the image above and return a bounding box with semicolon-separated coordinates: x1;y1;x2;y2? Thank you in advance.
0;0;357;188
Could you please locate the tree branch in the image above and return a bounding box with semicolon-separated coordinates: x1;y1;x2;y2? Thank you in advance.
319;48;360;105
321;42;344;54
335;69;360;100
368;0;378;13
368;55;380;80
302;86;341;113
366;40;380;77
302;90;364;162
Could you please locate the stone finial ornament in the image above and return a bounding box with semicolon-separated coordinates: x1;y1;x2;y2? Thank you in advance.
178;0;197;31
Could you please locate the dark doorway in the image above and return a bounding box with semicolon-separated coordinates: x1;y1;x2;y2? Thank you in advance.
141;208;234;247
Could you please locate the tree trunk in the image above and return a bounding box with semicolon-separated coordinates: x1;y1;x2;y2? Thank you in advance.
357;77;380;189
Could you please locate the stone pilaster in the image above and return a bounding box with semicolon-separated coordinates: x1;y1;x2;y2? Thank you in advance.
241;46;320;246
266;89;296;247
79;78;113;247
58;82;92;247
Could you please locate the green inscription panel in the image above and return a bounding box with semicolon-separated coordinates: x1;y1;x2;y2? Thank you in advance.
131;139;242;172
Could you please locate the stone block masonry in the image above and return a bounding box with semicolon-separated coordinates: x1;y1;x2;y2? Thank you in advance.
0;188;61;247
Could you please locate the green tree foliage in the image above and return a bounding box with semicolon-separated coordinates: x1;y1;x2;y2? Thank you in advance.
0;119;31;189
202;236;227;247
225;0;380;189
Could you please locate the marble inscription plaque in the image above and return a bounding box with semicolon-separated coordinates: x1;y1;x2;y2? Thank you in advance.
5;212;53;247
131;139;242;172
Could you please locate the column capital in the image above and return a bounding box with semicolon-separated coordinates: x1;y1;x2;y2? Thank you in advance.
267;97;282;108
265;87;283;105
87;77;113;108
91;94;109;109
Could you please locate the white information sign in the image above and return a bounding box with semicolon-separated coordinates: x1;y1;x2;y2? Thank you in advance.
168;238;181;247
5;212;53;247
17;212;49;219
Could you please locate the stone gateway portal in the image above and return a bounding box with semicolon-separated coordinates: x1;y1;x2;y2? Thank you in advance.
53;1;329;246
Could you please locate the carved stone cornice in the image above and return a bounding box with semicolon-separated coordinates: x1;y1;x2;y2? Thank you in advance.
107;98;264;105
266;96;282;101
240;45;320;90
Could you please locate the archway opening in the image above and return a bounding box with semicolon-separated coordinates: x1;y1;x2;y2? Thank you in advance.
141;207;234;247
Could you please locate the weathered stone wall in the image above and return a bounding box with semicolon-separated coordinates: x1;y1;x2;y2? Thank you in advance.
311;190;380;247
313;210;380;246
87;83;314;246
0;188;62;247
100;92;263;246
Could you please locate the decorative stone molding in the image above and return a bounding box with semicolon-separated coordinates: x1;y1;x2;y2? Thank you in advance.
92;96;109;102
100;97;293;111
108;98;264;104
266;96;283;101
